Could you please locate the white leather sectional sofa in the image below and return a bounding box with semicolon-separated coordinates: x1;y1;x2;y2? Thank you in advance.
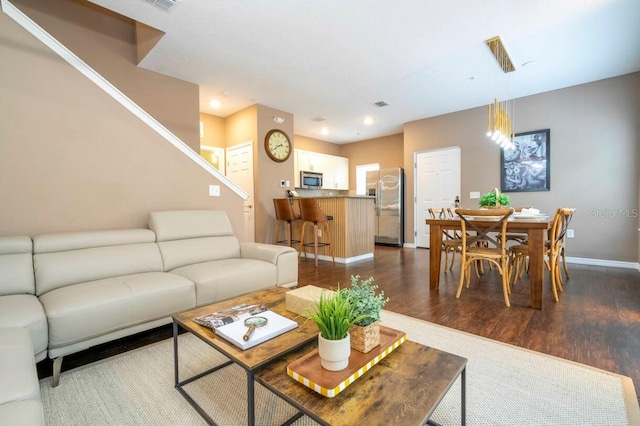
0;210;297;423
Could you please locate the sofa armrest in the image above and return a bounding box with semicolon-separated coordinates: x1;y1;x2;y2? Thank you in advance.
240;243;298;287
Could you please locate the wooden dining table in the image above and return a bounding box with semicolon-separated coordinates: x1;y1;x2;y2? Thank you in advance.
426;217;553;309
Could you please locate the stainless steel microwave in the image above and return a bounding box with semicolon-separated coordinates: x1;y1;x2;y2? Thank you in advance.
300;171;323;189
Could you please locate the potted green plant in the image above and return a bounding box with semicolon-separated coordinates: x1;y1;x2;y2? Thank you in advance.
304;287;368;371
344;275;389;353
478;188;510;208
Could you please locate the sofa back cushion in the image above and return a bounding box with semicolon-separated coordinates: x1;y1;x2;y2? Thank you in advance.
33;229;162;296
0;236;35;296
148;210;240;271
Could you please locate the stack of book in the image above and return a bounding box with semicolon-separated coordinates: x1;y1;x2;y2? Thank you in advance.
194;304;297;350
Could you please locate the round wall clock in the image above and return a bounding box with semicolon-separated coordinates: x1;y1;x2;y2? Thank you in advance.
264;129;292;162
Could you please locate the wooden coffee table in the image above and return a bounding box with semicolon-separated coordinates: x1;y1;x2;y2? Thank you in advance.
172;287;318;426
255;339;467;426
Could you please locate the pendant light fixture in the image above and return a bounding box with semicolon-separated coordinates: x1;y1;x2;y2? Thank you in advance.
485;36;516;150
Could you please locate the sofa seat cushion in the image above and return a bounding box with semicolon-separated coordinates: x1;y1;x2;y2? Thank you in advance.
0;328;40;405
38;272;195;348
0;400;44;426
170;259;277;306
0;295;47;358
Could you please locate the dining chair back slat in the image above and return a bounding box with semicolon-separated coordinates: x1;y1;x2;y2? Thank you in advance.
455;208;514;307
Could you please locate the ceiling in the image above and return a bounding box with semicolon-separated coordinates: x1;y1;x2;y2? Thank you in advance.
89;0;640;144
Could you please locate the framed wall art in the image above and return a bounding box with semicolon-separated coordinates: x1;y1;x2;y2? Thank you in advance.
500;129;550;192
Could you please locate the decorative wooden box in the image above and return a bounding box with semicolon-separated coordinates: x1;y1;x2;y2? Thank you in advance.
287;326;406;398
286;285;335;316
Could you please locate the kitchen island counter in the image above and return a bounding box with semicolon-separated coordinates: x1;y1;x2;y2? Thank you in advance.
284;197;375;263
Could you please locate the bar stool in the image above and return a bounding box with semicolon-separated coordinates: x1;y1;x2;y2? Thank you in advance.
298;198;335;267
273;198;301;249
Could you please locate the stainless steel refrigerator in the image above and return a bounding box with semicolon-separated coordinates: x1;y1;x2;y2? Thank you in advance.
366;168;404;246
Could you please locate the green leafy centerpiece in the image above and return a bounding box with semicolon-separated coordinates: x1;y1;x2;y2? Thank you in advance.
344;275;389;353
304;287;368;371
479;187;510;208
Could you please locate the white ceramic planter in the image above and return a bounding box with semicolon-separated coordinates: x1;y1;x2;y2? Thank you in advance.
318;332;351;371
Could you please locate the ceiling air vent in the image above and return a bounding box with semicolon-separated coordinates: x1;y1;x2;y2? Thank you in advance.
143;0;180;12
311;116;326;122
374;101;389;107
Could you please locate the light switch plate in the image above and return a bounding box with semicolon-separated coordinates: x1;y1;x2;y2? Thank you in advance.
209;185;220;197
567;229;574;238
470;191;480;199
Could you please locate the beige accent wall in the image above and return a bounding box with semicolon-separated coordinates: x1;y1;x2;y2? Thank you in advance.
256;105;295;243
11;0;200;152
340;134;404;190
294;135;342;156
404;73;639;262
199;112;225;148
0;10;243;236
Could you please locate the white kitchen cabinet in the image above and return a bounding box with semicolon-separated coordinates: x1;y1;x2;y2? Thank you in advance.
294;149;349;190
333;156;349;190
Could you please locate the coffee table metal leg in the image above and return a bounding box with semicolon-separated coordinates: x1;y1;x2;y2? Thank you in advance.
461;366;466;426
173;321;179;386
247;370;255;426
426;366;466;426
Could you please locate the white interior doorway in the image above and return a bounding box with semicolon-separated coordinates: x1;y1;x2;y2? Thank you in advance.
226;141;254;242
414;147;461;248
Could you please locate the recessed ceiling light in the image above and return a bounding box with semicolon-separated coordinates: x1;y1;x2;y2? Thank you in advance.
209;100;221;108
363;117;375;126
320;128;329;135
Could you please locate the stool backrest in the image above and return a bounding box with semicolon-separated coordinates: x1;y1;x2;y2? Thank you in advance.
298;198;327;223
273;198;298;222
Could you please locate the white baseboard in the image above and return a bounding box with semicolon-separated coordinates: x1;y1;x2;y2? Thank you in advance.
564;256;640;271
302;253;374;264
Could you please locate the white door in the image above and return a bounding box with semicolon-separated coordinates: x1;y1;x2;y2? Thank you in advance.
226;142;255;242
415;147;461;248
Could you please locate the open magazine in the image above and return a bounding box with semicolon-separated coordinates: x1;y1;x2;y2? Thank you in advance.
193;303;267;329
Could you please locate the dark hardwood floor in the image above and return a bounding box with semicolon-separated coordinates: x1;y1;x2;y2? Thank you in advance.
297;246;640;403
38;245;640;404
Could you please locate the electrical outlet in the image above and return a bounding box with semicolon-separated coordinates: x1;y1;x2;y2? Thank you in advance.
470;191;480;199
208;185;220;197
567;229;574;238
317;229;322;237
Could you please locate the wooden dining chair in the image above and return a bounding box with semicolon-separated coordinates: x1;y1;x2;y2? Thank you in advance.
500;207;531;245
455;208;514;307
558;208;575;281
428;208;462;272
508;208;575;302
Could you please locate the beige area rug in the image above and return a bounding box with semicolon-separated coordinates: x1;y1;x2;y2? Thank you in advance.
40;311;639;426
